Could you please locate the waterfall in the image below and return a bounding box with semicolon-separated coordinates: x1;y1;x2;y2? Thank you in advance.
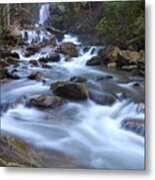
39;4;50;26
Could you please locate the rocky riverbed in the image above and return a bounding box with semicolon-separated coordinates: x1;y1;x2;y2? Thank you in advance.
0;4;145;169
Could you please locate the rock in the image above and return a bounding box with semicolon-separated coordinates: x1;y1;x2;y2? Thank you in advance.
121;118;144;136
5;69;20;79
39;53;60;62
25;46;40;57
42;63;51;68
29;60;39;66
28;72;42;81
0;67;6;79
70;76;87;83
86;56;102;66
117;50;141;67
1;49;20;59
121;65;138;71
59;42;78;57
28;95;63;108
0;59;9;67
0;57;19;67
107;62;117;69
96;75;113;81
98;46;120;63
51;81;88;100
46;26;62;34
6;57;19;65
89;92;116;106
42;35;57;47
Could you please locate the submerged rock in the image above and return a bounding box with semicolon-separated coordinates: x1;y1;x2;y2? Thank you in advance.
29;60;39;66
121;118;144;136
28;72;42;81
59;42;78;57
28;95;63;108
89;92;116;106
5;69;20;79
70;76;87;83
51;81;88;100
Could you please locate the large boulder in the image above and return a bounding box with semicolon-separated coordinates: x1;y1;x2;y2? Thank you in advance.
28;95;63;108
117;50;141;67
86;56;102;66
51;81;88;100
98;46;120;64
59;42;78;57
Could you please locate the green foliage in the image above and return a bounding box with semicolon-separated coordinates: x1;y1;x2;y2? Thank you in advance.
96;17;116;33
81;1;88;9
95;1;144;46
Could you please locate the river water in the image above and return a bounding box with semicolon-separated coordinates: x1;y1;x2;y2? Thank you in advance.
1;4;145;169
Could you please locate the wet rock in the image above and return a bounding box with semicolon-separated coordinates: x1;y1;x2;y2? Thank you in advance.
39;53;60;62
1;49;20;59
59;42;78;57
121;65;138;71
96;75;113;81
89;92;116;106
42;63;51;68
46;26;62;34
98;46;120;63
25;46;40;57
29;60;39;66
121;118;144;136
70;76;87;83
42;35;57;48
28;95;63;108
28;72;42;81
86;56;102;66
5;69;20;79
51;81;88;100
6;57;19;65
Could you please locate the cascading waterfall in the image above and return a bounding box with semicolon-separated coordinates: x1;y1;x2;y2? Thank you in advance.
39;4;50;26
1;4;145;169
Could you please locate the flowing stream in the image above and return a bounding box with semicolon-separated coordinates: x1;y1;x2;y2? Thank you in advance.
1;4;145;169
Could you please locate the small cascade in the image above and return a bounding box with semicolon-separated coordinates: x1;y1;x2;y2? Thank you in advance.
39;4;50;26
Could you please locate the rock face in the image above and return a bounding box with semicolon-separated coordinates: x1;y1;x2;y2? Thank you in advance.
59;42;78;57
51;81;88;100
28;95;63;108
89;92;116;106
86;56;102;66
